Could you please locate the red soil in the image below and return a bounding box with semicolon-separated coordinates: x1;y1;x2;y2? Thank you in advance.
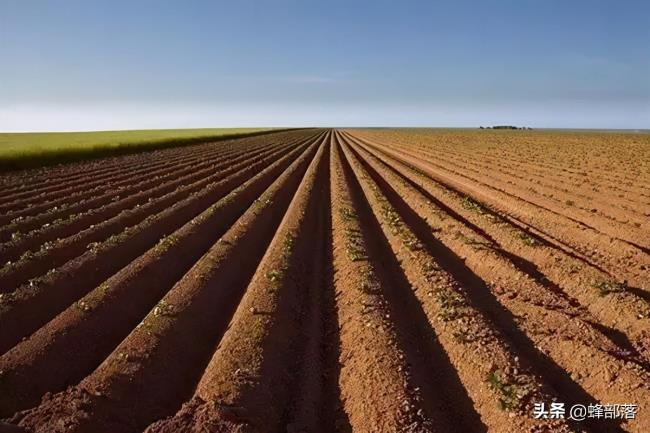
0;128;647;433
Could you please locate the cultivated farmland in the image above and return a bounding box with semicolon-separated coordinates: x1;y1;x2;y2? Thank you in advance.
0;129;648;433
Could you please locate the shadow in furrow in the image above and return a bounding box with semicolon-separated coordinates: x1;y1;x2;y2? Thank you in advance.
586;321;650;371
348;140;585;310
275;135;350;433
314;181;353;433
496;249;582;307
350;134;617;278
348;141;626;433
338;143;486;433
7;141;322;433
628;241;650;257
625;285;650;303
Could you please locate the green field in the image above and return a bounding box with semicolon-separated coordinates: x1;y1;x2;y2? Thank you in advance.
0;128;275;171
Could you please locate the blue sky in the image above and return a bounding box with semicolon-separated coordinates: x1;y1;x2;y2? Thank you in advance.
1;0;648;130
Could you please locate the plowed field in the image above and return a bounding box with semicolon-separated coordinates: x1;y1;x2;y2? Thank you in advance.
0;128;648;433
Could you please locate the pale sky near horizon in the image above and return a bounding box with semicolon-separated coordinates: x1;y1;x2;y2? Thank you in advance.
1;0;649;131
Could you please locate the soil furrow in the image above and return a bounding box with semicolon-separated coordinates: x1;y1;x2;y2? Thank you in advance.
344;132;650;359
361;134;650;252
0;129;302;201
0;131;312;237
0;134;326;417
0;128;646;433
343;132;650;432
346;132;650;291
338;133;580;432
0;137;316;355
0;137;251;215
0;141;211;197
0;140;258;228
326;136;442;433
421;145;650;222
8;137;321;433
361;129;650;199
0;138;303;287
0;144;229;217
145;134;329;433
0;139;291;264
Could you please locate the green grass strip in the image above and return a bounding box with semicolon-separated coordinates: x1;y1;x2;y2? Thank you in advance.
0;128;294;171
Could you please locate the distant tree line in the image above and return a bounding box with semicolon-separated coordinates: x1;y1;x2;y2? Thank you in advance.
479;126;533;130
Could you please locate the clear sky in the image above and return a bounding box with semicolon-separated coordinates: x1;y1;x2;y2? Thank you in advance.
1;0;648;131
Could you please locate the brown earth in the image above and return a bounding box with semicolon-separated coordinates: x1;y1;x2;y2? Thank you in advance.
0;128;648;433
